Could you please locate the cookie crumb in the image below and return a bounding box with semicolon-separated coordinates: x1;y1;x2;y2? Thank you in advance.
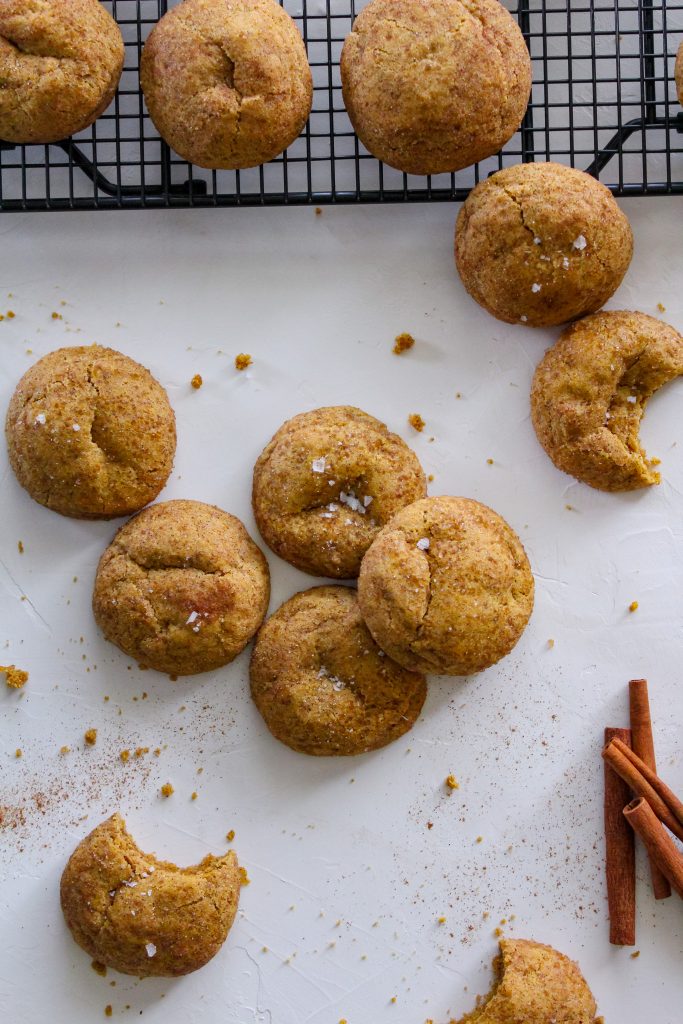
84;728;97;746
437;916;446;924
494;926;503;937
59;745;70;755
120;749;130;763
427;474;434;482
17;541;24;554
160;783;174;798
656;302;666;313
476;836;483;844
190;373;203;389
630;950;640;959
191;791;198;801
235;353;252;371
51;311;62;320
486;458;494;465
226;830;235;842
6;310;15;319
92;961;107;977
393;332;415;355
445;774;459;790
2;665;28;689
239;866;251;886
547;638;555;649
315;207;322;216
15;748;22;758
628;601;639;613
408;413;425;432
104;1007;112;1018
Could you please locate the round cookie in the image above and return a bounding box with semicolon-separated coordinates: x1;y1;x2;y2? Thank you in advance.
676;42;683;107
252;406;427;579
5;345;176;519
455;162;633;327
140;0;312;170
0;0;124;145
458;939;600;1024
357;496;534;676
250;585;427;756
93;499;270;675
531;310;683;491
340;0;531;176
60;814;241;978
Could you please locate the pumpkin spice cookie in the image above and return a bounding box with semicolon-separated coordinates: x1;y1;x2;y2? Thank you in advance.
250;585;427;756
141;0;312;170
531;310;683;491
455;162;633;327
0;0;124;144
252;406;427;579
5;345;176;519
60;814;241;978
455;939;601;1024
358;496;534;676
340;0;531;176
93;499;270;675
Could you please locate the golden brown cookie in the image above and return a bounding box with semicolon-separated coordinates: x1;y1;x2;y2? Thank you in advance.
250;585;427;755
252;406;427;579
357;496;534;676
340;0;531;176
0;0;124;144
455;939;601;1024
531;310;683;491
60;814;241;978
93;499;270;675
140;0;312;170
676;42;683;107
455;162;633;327
5;345;176;519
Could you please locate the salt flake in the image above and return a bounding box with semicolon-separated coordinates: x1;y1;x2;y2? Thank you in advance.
311;457;327;473
186;611;199;625
533;237;542;245
627;395;637;404
573;234;587;250
145;943;157;958
416;538;430;551
531;283;542;293
72;423;81;431
35;413;46;425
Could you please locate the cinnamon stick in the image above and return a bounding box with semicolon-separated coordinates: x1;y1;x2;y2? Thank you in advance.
602;737;683;843
629;679;671;900
624;798;683;900
604;727;636;945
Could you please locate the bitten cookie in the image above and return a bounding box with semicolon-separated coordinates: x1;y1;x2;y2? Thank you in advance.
5;345;176;519
531;310;683;491
340;0;531;176
250;585;427;756
252;406;427;579
141;0;312;170
455;162;633;327
93;499;270;675
0;0;124;144
676;42;683;107
60;814;241;978
455;939;601;1024
358;496;534;676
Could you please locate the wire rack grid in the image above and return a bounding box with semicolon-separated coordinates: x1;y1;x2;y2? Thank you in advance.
0;0;681;211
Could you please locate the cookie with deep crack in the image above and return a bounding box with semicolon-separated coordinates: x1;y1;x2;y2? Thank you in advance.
250;585;426;755
5;345;176;519
93;499;270;675
0;0;124;144
531;310;683;491
252;406;427;579
60;813;241;977
455;162;633;327
454;938;601;1024
357;496;534;676
140;0;312;170
340;0;531;175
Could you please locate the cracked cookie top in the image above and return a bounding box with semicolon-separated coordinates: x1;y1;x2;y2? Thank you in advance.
250;585;426;755
0;0;124;145
252;406;427;579
92;499;270;675
531;310;683;491
5;345;176;519
60;813;241;977
140;0;313;170
455;162;633;328
357;496;534;676
340;0;531;176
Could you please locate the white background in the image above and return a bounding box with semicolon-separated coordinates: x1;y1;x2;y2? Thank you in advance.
0;200;682;1023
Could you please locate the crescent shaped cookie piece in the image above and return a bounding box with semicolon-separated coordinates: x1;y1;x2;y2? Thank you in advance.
60;814;241;977
531;310;683;491
454;939;602;1023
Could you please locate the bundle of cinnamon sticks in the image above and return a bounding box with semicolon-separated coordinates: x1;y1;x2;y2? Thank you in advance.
602;679;683;945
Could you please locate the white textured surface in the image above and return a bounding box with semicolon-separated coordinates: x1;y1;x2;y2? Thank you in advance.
0;201;682;1023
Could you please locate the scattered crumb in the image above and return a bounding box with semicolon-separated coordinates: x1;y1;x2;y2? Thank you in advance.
486;458;494;465
547;638;555;649
51;312;62;320
7;310;15;319
17;541;24;554
657;302;666;313
239;866;251;886
629;601;639;613
104;1007;112;1019
476;836;483;844
408;413;425;432
59;745;70;755
153;748;161;757
630;950;640;959
390;997;397;1005
315;207;322;216
92;961;107;977
437;916;446;924
191;791;198;801
235;353;252;371
84;728;98;746
134;747;149;758
15;748;22;758
427;474;434;482
494;927;503;937
393;332;415;355
190;373;203;389
445;774;459;790
120;749;130;763
226;830;235;842
565;504;574;511
160;783;174;798
2;665;28;689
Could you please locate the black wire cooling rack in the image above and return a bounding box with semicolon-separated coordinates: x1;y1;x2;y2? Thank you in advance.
0;0;681;211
